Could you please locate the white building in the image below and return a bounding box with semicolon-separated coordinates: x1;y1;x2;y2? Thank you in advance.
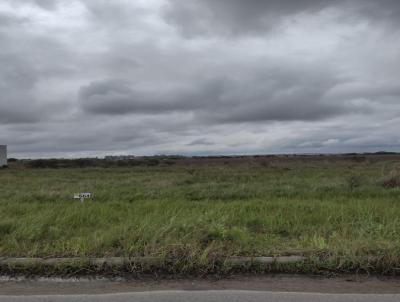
0;145;7;167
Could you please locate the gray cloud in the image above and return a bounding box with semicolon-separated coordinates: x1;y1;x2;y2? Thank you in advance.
0;10;76;125
187;138;214;146
164;0;338;37
83;0;146;27
79;78;221;115
30;0;58;10
3;0;60;10
79;64;372;124
164;0;400;37
0;54;41;124
0;0;399;158
0;13;27;26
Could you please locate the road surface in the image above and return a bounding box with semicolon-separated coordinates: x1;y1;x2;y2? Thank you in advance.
1;290;400;302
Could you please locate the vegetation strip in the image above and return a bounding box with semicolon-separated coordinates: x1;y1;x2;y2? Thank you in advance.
2;156;400;274
0;256;305;267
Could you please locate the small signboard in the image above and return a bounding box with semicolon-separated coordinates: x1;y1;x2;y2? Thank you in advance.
74;193;91;203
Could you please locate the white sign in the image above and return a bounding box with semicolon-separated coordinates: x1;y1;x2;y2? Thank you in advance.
74;193;91;202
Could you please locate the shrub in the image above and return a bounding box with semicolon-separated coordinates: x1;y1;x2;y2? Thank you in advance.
382;167;400;189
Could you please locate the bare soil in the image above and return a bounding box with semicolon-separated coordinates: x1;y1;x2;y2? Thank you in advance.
1;275;400;295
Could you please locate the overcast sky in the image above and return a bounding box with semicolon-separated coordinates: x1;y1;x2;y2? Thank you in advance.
1;0;400;158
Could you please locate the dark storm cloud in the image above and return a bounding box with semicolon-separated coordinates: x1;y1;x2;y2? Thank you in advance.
79;64;371;123
200;65;346;123
79;78;222;115
164;0;338;37
164;0;400;37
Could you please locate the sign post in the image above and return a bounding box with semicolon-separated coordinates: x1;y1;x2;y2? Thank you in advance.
74;193;91;203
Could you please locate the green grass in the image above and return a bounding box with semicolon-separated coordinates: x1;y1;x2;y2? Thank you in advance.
1;157;400;274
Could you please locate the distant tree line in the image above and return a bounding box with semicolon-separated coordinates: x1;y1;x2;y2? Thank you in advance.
25;157;177;168
11;151;400;169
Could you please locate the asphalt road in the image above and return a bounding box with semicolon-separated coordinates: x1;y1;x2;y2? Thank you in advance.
1;276;400;302
0;290;400;302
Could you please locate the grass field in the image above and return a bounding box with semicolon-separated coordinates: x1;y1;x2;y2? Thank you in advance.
1;155;400;274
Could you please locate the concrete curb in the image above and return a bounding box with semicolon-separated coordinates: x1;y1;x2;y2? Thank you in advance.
0;256;306;267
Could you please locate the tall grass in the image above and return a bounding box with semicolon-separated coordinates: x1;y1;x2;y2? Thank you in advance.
1;157;400;273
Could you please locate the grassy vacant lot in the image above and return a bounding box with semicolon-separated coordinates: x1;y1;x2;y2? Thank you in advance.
1;155;400;274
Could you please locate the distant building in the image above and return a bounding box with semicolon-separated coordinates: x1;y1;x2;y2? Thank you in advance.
0;145;7;167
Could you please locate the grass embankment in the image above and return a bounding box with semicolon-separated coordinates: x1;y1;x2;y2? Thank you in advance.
1;156;400;275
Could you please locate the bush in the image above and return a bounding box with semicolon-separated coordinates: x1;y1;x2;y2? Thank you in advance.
382;167;400;189
382;176;400;188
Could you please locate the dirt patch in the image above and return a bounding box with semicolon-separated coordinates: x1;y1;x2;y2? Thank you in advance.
1;275;400;295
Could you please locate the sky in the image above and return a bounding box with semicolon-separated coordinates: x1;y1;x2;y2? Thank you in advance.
1;0;400;158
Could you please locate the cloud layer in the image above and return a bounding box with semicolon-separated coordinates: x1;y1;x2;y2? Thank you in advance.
1;0;400;158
